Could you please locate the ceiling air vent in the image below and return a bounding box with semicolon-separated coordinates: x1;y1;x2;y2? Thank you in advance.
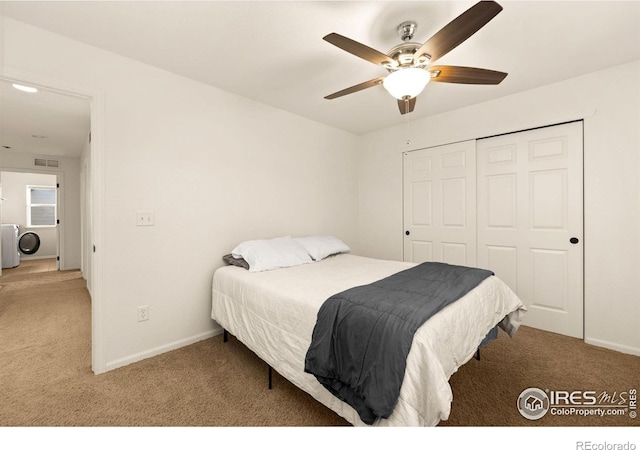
34;158;60;168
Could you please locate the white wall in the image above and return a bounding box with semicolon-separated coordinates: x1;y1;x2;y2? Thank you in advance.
2;17;360;371
0;151;82;270
0;171;58;259
358;60;640;356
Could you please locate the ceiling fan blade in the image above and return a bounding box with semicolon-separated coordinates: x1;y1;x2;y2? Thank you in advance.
413;1;503;65
324;33;397;68
429;65;507;84
324;77;386;100
398;97;417;115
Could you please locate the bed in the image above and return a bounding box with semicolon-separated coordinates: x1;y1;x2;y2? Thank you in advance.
211;238;526;426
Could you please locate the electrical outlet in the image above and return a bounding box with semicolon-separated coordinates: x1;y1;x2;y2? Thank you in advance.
137;305;149;322
136;210;155;226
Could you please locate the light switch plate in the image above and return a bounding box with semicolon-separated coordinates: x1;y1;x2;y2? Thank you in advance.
136;210;155;226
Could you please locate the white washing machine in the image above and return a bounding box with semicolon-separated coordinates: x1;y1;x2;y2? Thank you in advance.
1;224;20;269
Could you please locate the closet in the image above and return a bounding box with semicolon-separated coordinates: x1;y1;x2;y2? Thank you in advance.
403;121;584;338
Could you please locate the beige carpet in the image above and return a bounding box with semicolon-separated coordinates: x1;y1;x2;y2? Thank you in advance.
0;270;345;426
1;269;638;428
446;326;640;427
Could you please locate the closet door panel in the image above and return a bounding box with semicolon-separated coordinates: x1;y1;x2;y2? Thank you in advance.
477;122;584;338
403;140;476;266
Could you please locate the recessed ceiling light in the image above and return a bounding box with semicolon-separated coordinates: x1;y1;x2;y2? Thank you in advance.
12;83;38;93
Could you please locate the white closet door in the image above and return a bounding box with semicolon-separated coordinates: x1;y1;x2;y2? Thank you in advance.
403;140;476;266
477;122;584;338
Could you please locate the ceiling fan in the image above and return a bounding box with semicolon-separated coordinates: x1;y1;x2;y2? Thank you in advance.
323;0;508;115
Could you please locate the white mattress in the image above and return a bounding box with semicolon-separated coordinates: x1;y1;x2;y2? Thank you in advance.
211;254;526;426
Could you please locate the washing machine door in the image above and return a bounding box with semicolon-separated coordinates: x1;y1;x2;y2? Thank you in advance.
18;232;41;255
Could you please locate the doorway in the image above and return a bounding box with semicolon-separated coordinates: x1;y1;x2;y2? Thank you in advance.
0;171;60;271
0;75;97;370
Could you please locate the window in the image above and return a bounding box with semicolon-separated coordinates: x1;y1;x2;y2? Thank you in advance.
27;185;57;227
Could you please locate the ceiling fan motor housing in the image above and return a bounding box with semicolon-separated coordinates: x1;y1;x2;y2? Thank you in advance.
397;21;417;41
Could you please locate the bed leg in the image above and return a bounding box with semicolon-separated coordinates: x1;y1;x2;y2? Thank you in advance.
268;365;273;390
475;348;481;361
223;329;228;343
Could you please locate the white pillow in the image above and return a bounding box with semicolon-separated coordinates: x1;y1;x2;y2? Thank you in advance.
231;236;313;272
294;236;351;261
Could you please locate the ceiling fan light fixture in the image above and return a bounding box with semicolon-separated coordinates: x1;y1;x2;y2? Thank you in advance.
383;68;430;100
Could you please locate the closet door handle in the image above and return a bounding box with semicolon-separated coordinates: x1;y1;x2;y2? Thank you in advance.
570;237;579;244
405;230;411;236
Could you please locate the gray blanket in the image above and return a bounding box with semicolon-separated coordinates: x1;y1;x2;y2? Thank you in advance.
304;262;493;425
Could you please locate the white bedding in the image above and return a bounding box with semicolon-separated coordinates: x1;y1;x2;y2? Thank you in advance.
211;254;526;426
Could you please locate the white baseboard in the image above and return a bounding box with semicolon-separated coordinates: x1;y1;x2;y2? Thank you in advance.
105;329;220;373
584;337;640;357
20;254;57;261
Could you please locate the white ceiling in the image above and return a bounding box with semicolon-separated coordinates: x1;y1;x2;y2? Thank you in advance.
0;79;90;158
1;1;639;157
